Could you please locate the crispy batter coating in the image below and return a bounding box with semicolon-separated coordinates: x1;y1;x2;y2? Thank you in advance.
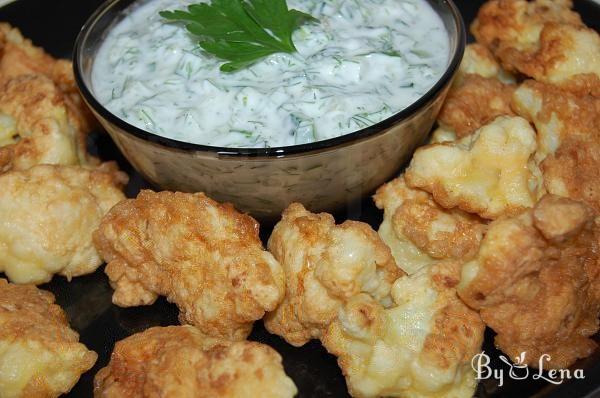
0;75;95;173
0;23;67;83
374;176;486;275
93;190;285;341
471;0;582;55
0;23;95;132
472;0;600;96
322;261;484;398
406;116;544;219
438;74;516;138
513;80;600;212
94;325;297;398
501;23;600;97
264;203;402;346
457;43;515;85
0;164;127;285
458;195;600;369
433;45;515;143
0;279;97;398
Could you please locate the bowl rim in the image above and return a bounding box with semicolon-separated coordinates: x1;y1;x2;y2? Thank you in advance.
74;0;466;158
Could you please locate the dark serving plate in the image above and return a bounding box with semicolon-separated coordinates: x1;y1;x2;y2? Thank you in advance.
1;0;599;397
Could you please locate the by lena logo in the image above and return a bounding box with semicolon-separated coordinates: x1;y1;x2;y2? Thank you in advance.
471;351;585;387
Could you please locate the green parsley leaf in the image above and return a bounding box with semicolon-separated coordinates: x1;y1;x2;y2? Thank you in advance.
160;0;318;72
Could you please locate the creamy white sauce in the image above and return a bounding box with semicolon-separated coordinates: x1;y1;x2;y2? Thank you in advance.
92;0;449;148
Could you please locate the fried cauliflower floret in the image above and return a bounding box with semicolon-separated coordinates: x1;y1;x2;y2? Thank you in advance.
0;75;95;173
457;43;515;85
0;279;97;398
501;23;600;97
438;74;516;138
322;261;484;398
472;0;582;55
93;190;285;341
0;164;127;285
264;203;402;346
405;116;544;219
433;45;515;144
374;176;486;275
0;23;69;84
0;23;94;132
472;0;600;96
458;195;600;369
93;325;297;398
512;80;600;212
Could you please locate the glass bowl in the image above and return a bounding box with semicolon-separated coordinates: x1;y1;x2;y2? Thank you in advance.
74;0;465;219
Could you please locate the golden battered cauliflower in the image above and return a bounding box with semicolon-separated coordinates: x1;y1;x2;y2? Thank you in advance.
94;325;297;398
457;43;515;85
0;279;97;398
0;75;94;173
0;23;72;84
502;23;600;97
405;116;544;219
93;190;285;341
438;74;516;139
0;23;95;133
264;203;403;346
433;44;516;144
0;164;127;284
374;176;486;275
471;0;582;56
472;0;600;96
512;80;600;212
322;261;484;398
458;195;600;369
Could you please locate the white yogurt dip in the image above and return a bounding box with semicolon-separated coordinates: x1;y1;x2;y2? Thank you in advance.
92;0;449;148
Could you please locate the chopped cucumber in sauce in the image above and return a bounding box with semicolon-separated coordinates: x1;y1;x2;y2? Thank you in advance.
92;0;449;148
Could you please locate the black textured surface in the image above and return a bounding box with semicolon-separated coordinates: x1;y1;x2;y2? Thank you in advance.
0;1;599;397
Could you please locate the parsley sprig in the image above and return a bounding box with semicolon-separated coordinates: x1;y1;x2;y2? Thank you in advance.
160;0;318;72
